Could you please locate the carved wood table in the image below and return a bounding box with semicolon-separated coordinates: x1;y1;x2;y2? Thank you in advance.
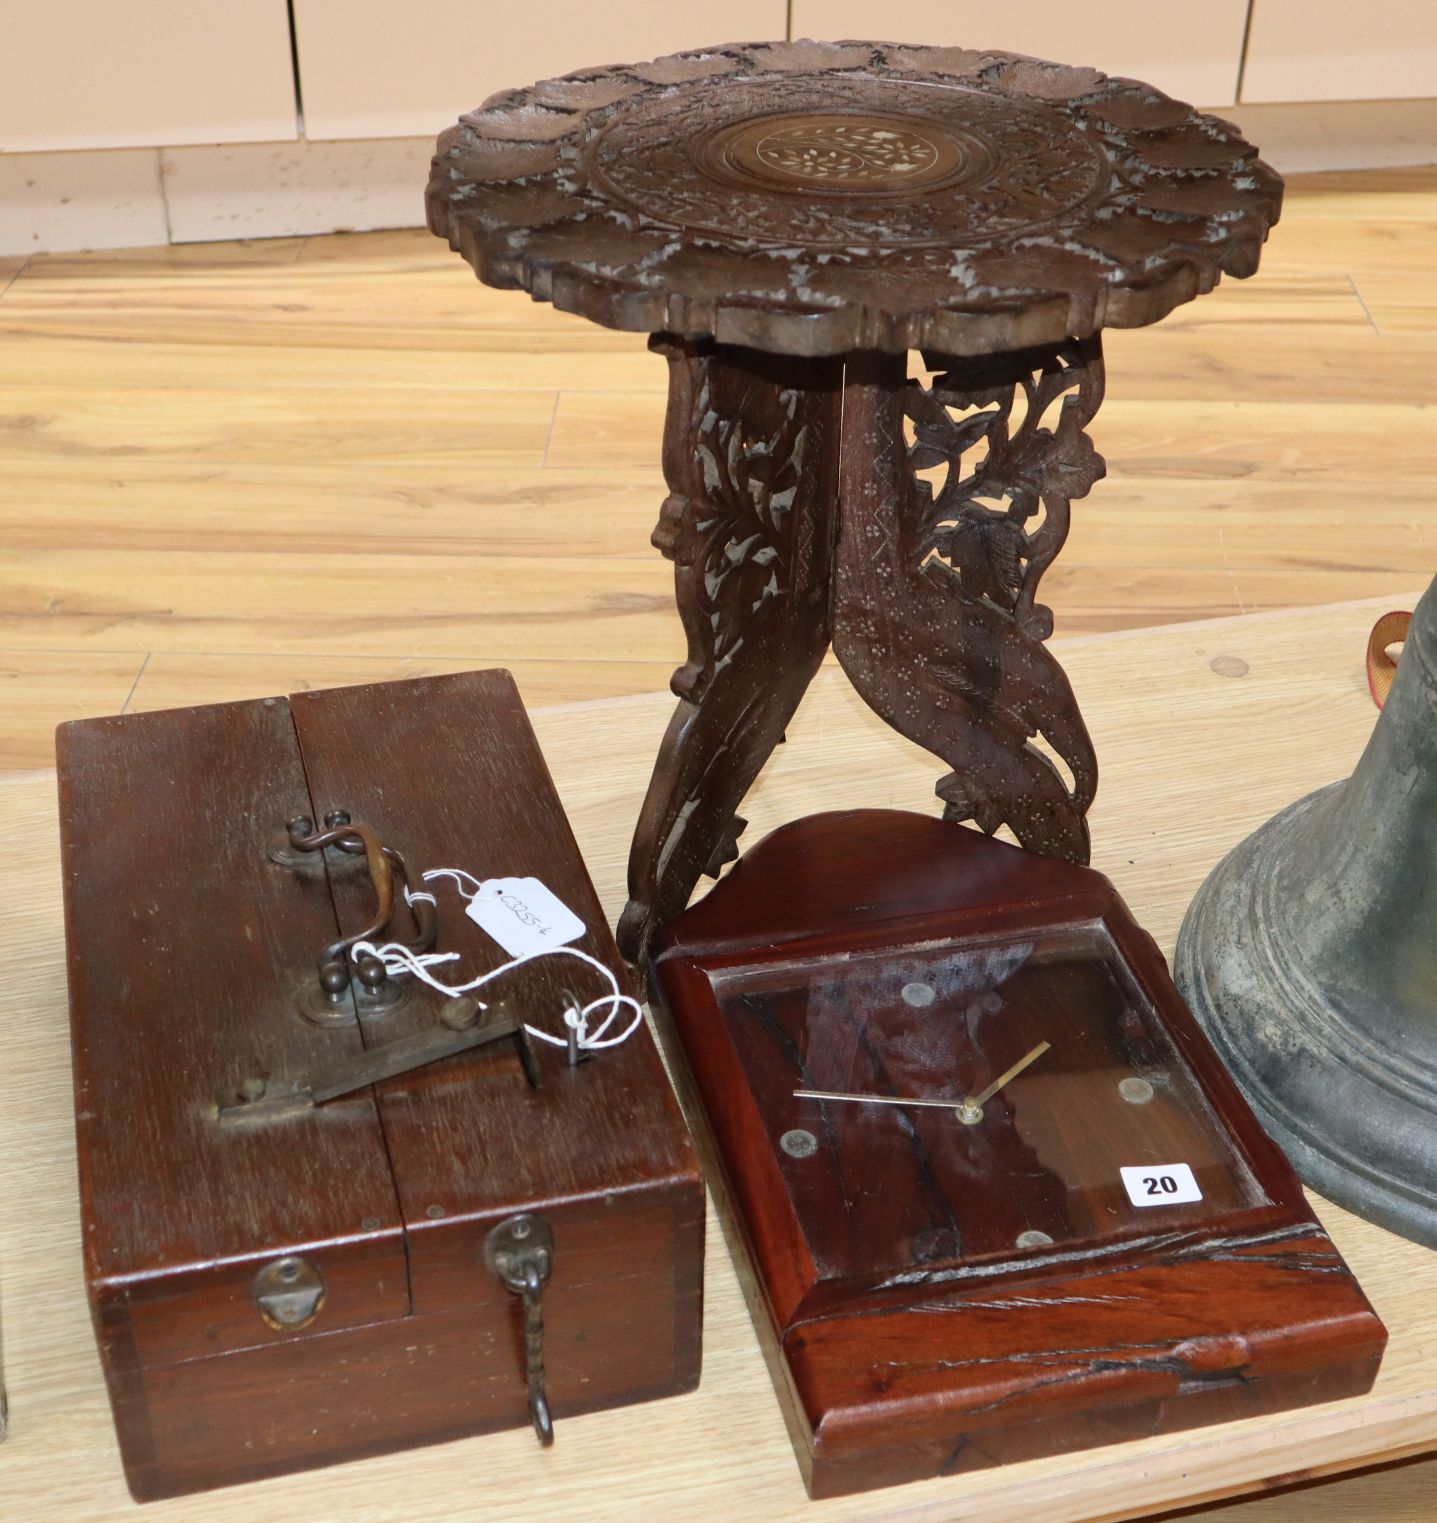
426;40;1283;964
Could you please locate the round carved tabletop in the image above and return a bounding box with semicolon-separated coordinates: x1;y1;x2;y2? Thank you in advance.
427;40;1283;356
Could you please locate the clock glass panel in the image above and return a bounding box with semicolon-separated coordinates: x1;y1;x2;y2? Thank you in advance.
708;923;1267;1280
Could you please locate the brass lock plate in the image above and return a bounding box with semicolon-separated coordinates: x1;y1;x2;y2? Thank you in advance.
253;1255;326;1330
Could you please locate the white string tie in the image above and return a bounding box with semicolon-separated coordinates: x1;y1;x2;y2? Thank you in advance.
356;868;644;1053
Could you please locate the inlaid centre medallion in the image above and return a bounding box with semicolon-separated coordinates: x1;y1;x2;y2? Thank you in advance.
709;113;968;192
583;76;1107;247
757;121;936;182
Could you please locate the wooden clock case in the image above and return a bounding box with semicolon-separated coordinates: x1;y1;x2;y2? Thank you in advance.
648;809;1386;1499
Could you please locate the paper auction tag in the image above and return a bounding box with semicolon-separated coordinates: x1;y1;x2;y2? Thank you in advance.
466;876;586;958
1120;1163;1203;1208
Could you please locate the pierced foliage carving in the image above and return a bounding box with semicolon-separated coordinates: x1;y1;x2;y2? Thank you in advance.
906;339;1105;642
618;340;841;962
655;348;813;704
832;341;1106;865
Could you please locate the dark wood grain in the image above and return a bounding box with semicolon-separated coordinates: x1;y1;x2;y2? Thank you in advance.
58;671;704;1501
428;41;1281;359
648;810;1386;1499
57;700;410;1373
120;1187;695;1501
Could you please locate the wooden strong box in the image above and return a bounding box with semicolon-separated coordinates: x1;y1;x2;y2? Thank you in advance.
56;670;704;1501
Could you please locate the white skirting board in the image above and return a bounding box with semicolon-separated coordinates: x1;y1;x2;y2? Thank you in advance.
159;138;435;245
0;147;171;256
0;137;433;255
1221;98;1437;173
1;99;1436;257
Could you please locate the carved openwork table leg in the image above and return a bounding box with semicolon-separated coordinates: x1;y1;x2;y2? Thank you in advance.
617;338;842;963
620;335;1107;965
834;338;1106;863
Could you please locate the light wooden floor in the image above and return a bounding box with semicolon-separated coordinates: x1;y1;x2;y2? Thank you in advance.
1;166;1435;773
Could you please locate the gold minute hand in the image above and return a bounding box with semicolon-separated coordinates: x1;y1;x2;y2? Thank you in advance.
792;1089;969;1111
793;1040;1052;1126
966;1040;1052;1111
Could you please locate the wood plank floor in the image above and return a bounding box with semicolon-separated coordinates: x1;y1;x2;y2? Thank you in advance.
2;168;1436;770
1;170;1435;1516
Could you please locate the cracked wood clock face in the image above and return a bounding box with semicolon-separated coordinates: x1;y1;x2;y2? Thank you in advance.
714;924;1267;1280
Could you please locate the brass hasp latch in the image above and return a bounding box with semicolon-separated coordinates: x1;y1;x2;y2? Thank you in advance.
218;997;539;1126
269;810;438;1024
220;812;542;1126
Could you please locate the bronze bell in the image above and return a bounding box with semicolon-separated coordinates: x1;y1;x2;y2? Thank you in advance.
1176;577;1437;1248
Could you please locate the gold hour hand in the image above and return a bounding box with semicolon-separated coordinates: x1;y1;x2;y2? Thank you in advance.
793;1041;1051;1126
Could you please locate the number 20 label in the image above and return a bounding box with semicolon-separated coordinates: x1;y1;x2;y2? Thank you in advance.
1120;1163;1203;1207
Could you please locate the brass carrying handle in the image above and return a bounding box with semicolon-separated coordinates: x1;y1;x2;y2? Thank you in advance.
284;813;437;994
